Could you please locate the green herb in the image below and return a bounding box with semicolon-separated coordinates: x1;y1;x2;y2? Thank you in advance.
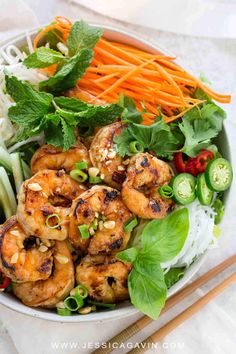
67;20;103;56
118;94;143;123
164;267;185;289
23;47;65;68
179;103;226;157
6;74;122;150
87;300;116;309
39;49;93;93
70;169;88;183
117;208;189;319
5;73;53;104
212;198;225;224
79;224;90;239
114;116;181;159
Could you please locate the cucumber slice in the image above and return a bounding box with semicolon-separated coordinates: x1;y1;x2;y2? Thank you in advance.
0;167;17;215
0;146;13;173
0;178;13;219
10;153;25;193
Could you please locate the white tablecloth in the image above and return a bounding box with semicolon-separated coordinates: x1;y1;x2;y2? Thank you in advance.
0;1;236;353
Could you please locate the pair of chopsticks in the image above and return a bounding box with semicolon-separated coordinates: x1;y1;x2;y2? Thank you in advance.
93;254;236;354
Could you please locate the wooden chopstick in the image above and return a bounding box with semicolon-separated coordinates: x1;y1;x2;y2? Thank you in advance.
92;254;236;354
128;272;236;354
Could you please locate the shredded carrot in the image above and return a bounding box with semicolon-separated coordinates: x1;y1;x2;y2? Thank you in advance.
34;16;231;124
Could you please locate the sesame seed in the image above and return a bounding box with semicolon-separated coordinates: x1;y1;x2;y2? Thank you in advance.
118;165;125;171
107;150;116;159
98;221;104;231
103;221;116;230
100;174;105;180
78;306;92;314
89;227;95;236
55;254;69;264
38;245;48;253
10;252;19;264
10;230;21;237
88;167;100;178
28;183;42;191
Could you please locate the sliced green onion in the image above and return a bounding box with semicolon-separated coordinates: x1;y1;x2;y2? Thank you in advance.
45;214;61;229
87;300;116;309
76;161;88;170
159;185;174;199
71;284;88;299
89;176;102;184
129;141;144;154
124;217;138;234
57;308;72;316
79;224;90;239
70;169;88;183
64;296;84;311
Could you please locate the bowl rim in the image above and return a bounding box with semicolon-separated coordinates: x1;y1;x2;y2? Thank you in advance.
0;23;228;323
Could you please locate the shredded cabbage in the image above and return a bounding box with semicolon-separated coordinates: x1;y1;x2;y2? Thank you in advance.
0;36;47;143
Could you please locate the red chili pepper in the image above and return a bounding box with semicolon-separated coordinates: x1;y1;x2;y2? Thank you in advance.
173;152;187;173
195;150;215;173
0;270;10;289
185;158;199;176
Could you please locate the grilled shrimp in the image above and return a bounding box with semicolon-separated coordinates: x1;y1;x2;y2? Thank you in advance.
89;122;127;189
121;153;175;219
76;255;131;303
31;141;90;175
0;216;53;282
69;185;133;255
17;170;85;241
13;241;74;308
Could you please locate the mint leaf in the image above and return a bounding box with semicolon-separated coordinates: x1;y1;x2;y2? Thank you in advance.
141;208;189;263
54;96;90;111
5;74;52;104
23;47;65;68
116;247;138;263
128;258;167;320
164;267;185;289
67;20;103;56
55;96;123;127
179;103;226;157
8;100;51;126
61;118;76;150
39;48;93;93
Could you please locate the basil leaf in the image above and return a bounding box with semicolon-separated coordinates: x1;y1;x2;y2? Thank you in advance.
67;20;103;56
141;208;189;262
129;256;167;319
39;48;93;93
116;247;138;263
23;47;65;68
164;267;185;289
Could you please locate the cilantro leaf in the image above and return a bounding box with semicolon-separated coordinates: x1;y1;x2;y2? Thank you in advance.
179;103;226;157
5;74;52;104
39;48;93;93
114;117;180;158
118;94;143;123
67;20;103;57
23;47;65;68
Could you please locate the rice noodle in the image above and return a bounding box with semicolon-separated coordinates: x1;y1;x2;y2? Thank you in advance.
161;201;216;269
0;34;47;143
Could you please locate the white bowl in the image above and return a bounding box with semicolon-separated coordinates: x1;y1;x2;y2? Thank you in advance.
0;25;231;322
